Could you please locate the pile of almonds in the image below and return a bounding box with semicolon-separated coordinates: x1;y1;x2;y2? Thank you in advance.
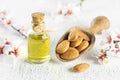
56;29;90;60
55;16;110;72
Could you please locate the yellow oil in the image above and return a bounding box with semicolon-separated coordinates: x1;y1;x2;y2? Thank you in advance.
28;33;50;63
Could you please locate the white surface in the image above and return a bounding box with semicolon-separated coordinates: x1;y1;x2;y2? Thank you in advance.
0;0;120;80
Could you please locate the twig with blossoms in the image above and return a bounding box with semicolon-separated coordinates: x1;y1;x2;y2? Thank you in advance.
96;49;110;65
57;0;84;16
94;31;120;64
11;25;27;38
0;38;19;57
0;9;27;38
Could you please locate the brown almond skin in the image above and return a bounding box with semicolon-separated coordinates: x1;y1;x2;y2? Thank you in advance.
60;47;79;60
77;40;89;52
71;37;83;47
74;63;90;72
78;30;90;41
68;30;79;41
56;40;70;54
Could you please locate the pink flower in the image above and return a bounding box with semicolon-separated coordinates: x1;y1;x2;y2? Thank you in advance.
107;35;112;44
112;49;120;53
13;47;19;57
5;39;11;45
5;41;11;45
5;19;12;25
0;46;4;54
19;26;27;34
58;9;62;15
0;9;7;17
98;58;109;64
98;53;107;60
0;19;4;25
66;9;73;15
64;9;73;16
117;34;120;39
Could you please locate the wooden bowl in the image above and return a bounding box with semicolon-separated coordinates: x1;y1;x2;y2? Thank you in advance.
55;27;95;62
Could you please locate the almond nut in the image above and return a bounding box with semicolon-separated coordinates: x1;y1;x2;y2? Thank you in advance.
78;30;90;41
68;30;79;41
56;40;70;54
74;63;90;72
71;37;83;47
60;47;79;60
77;40;89;52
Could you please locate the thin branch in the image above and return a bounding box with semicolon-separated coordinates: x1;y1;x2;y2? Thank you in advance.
11;25;27;38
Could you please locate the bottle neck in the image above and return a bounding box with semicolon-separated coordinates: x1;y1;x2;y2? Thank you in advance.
32;21;46;32
33;21;44;26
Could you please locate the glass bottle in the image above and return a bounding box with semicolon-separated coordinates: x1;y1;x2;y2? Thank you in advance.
28;12;50;63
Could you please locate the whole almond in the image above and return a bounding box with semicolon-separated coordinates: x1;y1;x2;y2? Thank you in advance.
60;47;79;60
71;37;83;47
68;30;79;41
78;30;90;41
74;63;90;72
56;40;70;54
77;40;89;52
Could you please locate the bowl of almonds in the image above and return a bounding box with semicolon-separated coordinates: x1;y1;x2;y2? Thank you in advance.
55;27;95;62
55;16;110;62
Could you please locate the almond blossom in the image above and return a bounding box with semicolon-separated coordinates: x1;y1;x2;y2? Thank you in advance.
95;30;120;64
0;9;27;38
0;37;19;57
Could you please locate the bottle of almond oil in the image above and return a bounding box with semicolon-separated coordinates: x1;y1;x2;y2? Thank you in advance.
28;12;50;63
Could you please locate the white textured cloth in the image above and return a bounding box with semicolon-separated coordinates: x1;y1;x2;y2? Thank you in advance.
0;0;120;80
